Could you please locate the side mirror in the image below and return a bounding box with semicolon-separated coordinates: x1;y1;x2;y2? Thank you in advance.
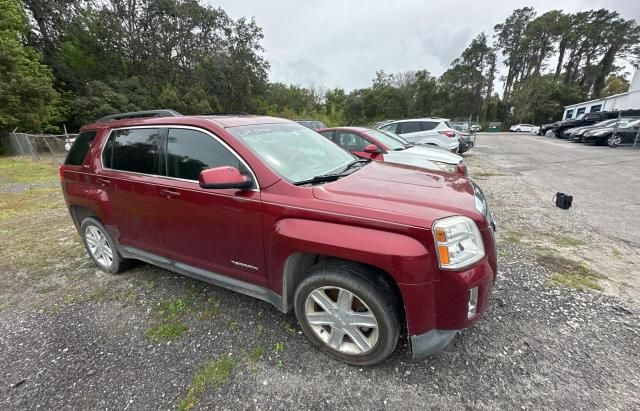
199;166;253;190
364;144;381;154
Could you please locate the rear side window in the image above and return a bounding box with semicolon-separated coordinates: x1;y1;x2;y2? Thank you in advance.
103;128;161;174
166;128;242;180
380;123;397;133
398;122;422;134
65;130;97;165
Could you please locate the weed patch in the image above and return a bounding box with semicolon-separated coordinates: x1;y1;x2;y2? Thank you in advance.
146;322;189;341
177;356;236;411
537;252;606;291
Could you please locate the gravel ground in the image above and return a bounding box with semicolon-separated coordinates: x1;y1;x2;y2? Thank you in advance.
1;151;639;410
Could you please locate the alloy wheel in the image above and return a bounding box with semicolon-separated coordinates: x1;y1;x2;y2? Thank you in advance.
608;134;621;147
304;286;379;355
85;225;114;267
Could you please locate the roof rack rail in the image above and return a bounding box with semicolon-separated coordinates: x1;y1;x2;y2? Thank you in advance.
96;109;183;123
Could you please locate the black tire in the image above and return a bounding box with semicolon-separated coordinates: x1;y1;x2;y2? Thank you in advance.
293;260;400;366
516;128;521;132
80;217;131;274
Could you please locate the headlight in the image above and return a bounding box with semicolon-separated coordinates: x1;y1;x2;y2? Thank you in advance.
433;216;485;270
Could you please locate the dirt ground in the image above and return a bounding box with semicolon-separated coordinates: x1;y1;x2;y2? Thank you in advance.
0;146;639;410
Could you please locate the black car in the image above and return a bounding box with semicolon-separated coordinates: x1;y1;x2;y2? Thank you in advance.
581;118;639;145
538;123;554;135
552;111;620;138
457;133;474;154
608;119;640;147
568;119;619;142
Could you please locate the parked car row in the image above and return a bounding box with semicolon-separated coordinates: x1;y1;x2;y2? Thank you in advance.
539;109;640;147
62;110;496;366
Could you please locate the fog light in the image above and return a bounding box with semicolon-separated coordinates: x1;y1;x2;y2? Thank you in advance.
468;287;478;318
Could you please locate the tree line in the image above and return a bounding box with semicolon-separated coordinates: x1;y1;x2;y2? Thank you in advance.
1;1;639;150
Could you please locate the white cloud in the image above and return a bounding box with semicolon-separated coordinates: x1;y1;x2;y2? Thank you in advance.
208;0;640;91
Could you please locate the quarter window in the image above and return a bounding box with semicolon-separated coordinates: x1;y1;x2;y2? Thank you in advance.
166;128;243;181
104;128;161;174
65;130;97;166
428;121;442;130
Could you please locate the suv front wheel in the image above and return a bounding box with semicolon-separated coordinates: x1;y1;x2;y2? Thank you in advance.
80;217;130;274
294;261;400;365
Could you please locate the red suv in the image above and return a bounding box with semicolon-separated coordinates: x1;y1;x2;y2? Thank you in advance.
61;111;497;365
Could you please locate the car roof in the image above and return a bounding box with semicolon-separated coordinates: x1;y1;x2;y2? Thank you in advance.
320;126;370;132
82;115;293;130
388;118;449;123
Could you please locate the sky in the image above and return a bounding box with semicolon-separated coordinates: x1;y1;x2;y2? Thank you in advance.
209;0;640;92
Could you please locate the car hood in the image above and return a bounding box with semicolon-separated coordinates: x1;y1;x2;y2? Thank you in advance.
312;161;482;225
380;152;439;171
397;146;462;165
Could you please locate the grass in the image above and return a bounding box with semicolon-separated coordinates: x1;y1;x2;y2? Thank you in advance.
0;187;62;220
0;157;59;184
473;171;506;178
503;229;525;244
145;322;189;341
177;356;236;411
248;347;264;363
274;342;284;354
537;252;606;291
144;294;219;341
228;320;240;332
553;235;586;247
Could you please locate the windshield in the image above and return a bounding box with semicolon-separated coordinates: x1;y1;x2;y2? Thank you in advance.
592;119;617;128
229;123;355;183
380;130;410;145
364;130;405;150
619;118;640;128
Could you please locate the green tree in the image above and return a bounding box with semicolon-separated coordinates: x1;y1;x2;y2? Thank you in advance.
602;74;629;97
0;0;62;136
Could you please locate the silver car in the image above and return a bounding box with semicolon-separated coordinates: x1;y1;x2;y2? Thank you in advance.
377;118;460;152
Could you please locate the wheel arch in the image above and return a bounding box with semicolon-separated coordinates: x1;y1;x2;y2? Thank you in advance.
280;253;406;331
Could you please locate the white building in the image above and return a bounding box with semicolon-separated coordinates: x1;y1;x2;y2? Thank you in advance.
562;69;640;119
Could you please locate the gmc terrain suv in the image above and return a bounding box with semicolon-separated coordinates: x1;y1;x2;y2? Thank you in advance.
61;111;497;365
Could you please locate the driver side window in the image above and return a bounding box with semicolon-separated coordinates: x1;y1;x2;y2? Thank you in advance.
166;128;245;181
336;132;369;151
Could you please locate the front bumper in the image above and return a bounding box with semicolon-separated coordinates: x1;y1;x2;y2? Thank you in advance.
404;226;497;359
411;329;459;358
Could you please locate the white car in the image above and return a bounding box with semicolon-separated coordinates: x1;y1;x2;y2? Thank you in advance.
380;131;467;176
530;126;540;135
510;123;536;132
377;118;460;152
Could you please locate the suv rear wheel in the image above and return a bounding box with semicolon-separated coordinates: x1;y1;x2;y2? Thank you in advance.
293;261;400;365
80;217;130;274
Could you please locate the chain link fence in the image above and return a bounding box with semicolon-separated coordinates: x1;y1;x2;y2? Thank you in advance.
1;132;78;164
